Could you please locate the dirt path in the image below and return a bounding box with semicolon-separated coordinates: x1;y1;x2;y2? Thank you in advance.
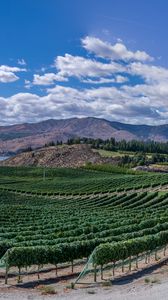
1;278;168;300
1;260;168;300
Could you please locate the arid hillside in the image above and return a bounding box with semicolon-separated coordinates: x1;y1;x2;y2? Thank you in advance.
0;144;118;168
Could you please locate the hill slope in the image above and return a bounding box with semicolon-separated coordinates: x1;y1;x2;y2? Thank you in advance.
0;117;168;154
0;144;118;168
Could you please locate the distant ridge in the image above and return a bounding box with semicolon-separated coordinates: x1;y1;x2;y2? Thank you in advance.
0;117;168;154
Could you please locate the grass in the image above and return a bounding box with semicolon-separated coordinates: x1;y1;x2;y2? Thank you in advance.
93;149;125;158
154;162;168;166
101;280;112;287
66;282;75;289
39;285;57;295
87;290;96;294
144;277;161;284
144;277;150;284
84;163;143;175
151;277;161;284
71;282;75;289
93;149;155;158
158;191;167;195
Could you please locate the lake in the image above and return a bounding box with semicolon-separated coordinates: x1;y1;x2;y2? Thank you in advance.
0;156;9;161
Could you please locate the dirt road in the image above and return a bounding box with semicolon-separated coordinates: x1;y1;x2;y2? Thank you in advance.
1;277;168;300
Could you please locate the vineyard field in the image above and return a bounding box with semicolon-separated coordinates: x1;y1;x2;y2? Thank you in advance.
0;166;168;284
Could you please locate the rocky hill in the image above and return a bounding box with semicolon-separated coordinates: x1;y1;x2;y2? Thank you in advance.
1;117;168;154
0;144;118;168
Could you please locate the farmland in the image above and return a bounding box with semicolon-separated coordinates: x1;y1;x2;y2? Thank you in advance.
1;165;168;287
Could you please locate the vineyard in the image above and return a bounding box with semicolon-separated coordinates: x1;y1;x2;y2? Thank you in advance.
1;166;168;285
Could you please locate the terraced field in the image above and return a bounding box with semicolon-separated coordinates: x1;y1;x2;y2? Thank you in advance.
0;166;168;284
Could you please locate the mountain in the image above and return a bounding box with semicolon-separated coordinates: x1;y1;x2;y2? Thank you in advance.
0;117;168;154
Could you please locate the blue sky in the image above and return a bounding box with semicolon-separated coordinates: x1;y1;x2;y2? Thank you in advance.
0;0;168;125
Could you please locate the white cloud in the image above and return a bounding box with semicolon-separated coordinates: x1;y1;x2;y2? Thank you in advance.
0;65;26;83
32;36;153;87
82;36;153;62
1;36;168;126
55;54;125;79
17;58;27;66
32;53;126;86
0;82;167;126
0;71;19;83
24;80;32;89
128;62;168;84
33;73;68;86
81;78;116;84
115;75;129;83
82;75;128;84
0;65;26;72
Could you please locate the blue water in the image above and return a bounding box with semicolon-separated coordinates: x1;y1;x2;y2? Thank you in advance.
0;156;9;161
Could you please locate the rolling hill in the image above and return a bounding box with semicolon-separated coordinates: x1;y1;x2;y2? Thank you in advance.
0;144;118;168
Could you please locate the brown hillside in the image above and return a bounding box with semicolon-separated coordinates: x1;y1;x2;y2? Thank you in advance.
1;144;118;168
